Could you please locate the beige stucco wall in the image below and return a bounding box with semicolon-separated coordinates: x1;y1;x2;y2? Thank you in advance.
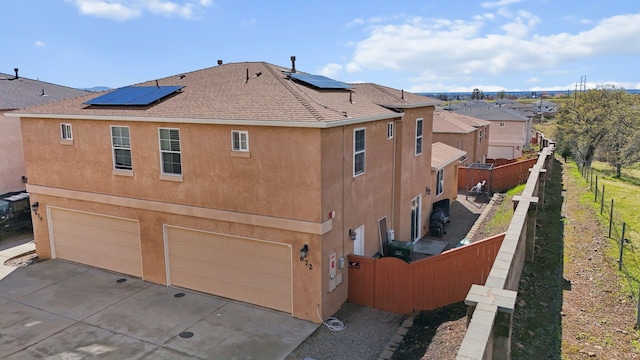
0;113;26;194
431;161;459;206
488;120;526;159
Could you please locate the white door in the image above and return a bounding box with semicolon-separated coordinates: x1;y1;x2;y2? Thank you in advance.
353;225;364;256
411;195;421;243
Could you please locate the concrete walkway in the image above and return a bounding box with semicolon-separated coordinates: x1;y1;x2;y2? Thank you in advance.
0;230;35;281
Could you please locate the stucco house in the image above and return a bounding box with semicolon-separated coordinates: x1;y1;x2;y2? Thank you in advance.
0;69;88;195
432;110;490;164
10;60;441;322
448;101;532;159
430;142;466;205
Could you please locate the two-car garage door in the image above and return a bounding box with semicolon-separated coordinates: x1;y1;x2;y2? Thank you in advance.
165;227;293;313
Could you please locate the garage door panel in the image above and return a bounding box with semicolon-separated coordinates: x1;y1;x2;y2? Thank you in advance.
169;255;291;293
50;208;142;278
166;227;292;313
169;241;290;273
170;270;290;312
53;220;139;249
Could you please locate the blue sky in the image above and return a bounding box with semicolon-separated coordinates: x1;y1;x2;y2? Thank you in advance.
3;0;640;92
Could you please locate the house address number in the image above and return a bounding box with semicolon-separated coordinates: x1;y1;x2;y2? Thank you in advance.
299;257;313;270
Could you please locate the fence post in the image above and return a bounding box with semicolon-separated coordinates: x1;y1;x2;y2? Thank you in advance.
601;185;605;215
595;176;598;202
637;283;640;327
608;199;614;238
619;222;626;271
590;170;593;190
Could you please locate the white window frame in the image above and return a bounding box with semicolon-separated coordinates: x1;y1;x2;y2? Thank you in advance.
353;128;365;177
484;126;488;140
159;128;182;175
60;123;73;140
415;118;423;156
231;130;249;152
499;122;506;128
387;122;394;139
478;129;483;144
436;168;444;197
111;126;132;171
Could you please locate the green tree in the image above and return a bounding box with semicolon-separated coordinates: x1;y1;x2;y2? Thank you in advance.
597;92;640;177
556;86;635;168
497;90;506;100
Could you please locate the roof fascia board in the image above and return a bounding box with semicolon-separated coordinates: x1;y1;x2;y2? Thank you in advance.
379;101;441;109
7;112;401;128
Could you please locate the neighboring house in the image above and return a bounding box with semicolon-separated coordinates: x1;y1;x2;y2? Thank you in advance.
432;110;490;164
532;100;557;115
430;142;466;205
0;69;88;194
10;60;440;322
448;101;532;159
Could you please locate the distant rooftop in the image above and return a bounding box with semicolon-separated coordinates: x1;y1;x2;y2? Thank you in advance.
0;69;89;110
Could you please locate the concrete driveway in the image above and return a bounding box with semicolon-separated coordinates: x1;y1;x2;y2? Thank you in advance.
0;259;318;359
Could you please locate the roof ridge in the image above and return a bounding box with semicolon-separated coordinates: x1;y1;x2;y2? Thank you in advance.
370;83;407;104
264;64;325;121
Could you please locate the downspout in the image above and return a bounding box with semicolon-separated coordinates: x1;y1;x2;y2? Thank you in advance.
391;120;397;230
342;126;346;257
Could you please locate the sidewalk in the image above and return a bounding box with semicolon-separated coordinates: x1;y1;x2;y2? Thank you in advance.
0;231;35;280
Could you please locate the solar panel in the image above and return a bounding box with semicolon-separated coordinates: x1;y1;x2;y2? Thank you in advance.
289;73;352;89
84;86;184;106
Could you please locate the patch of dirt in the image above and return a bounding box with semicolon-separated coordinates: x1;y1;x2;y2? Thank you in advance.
391;158;640;359
3;251;39;267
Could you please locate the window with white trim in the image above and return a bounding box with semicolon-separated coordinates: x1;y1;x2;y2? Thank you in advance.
111;126;132;171
60;123;72;140
387;122;394;139
415;118;423;155
436;168;444;196
231;130;249;151
159;128;181;175
354;128;365;176
499;122;506;127
478;129;483;144
484;126;488;140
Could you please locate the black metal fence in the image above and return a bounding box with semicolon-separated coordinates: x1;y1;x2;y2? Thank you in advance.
578;164;640;324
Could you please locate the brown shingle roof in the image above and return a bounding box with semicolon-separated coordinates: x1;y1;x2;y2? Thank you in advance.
11;62;439;125
431;142;467;170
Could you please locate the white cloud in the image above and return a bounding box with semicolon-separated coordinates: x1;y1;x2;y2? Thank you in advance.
342;12;640;90
65;0;212;21
318;63;343;78
34;40;46;47
526;77;540;83
481;0;522;8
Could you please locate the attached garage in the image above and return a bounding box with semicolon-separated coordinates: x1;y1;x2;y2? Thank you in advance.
165;226;292;313
48;208;142;277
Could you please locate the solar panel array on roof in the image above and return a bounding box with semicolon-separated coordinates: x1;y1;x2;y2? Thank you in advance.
84;86;184;106
288;73;352;89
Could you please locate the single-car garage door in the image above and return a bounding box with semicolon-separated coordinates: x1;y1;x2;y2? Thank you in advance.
165;226;292;313
49;208;142;277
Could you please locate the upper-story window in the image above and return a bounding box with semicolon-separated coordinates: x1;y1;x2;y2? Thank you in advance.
60;123;73;140
478;129;483;144
111;126;132;171
159;128;182;175
387;122;394;139
415;118;423;155
354;128;365;176
484;126;488;140
499;122;506;128
231;130;249;152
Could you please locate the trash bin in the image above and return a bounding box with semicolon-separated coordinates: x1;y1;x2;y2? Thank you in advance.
387;240;413;262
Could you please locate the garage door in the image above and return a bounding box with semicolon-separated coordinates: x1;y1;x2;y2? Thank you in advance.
165;227;292;313
49;208;142;277
489;146;514;159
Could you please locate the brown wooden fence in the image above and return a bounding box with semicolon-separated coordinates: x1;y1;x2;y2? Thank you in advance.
459;158;537;193
347;233;505;315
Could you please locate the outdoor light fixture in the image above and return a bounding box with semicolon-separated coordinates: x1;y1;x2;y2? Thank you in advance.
31;202;39;213
426;187;431;195
349;229;357;241
300;244;309;259
21;176;28;184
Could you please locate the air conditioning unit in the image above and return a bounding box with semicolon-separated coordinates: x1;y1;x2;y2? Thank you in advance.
387;229;395;241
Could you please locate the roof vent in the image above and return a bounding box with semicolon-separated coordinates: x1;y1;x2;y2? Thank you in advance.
290;56;296;73
217;60;223;65
14;68;19;79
